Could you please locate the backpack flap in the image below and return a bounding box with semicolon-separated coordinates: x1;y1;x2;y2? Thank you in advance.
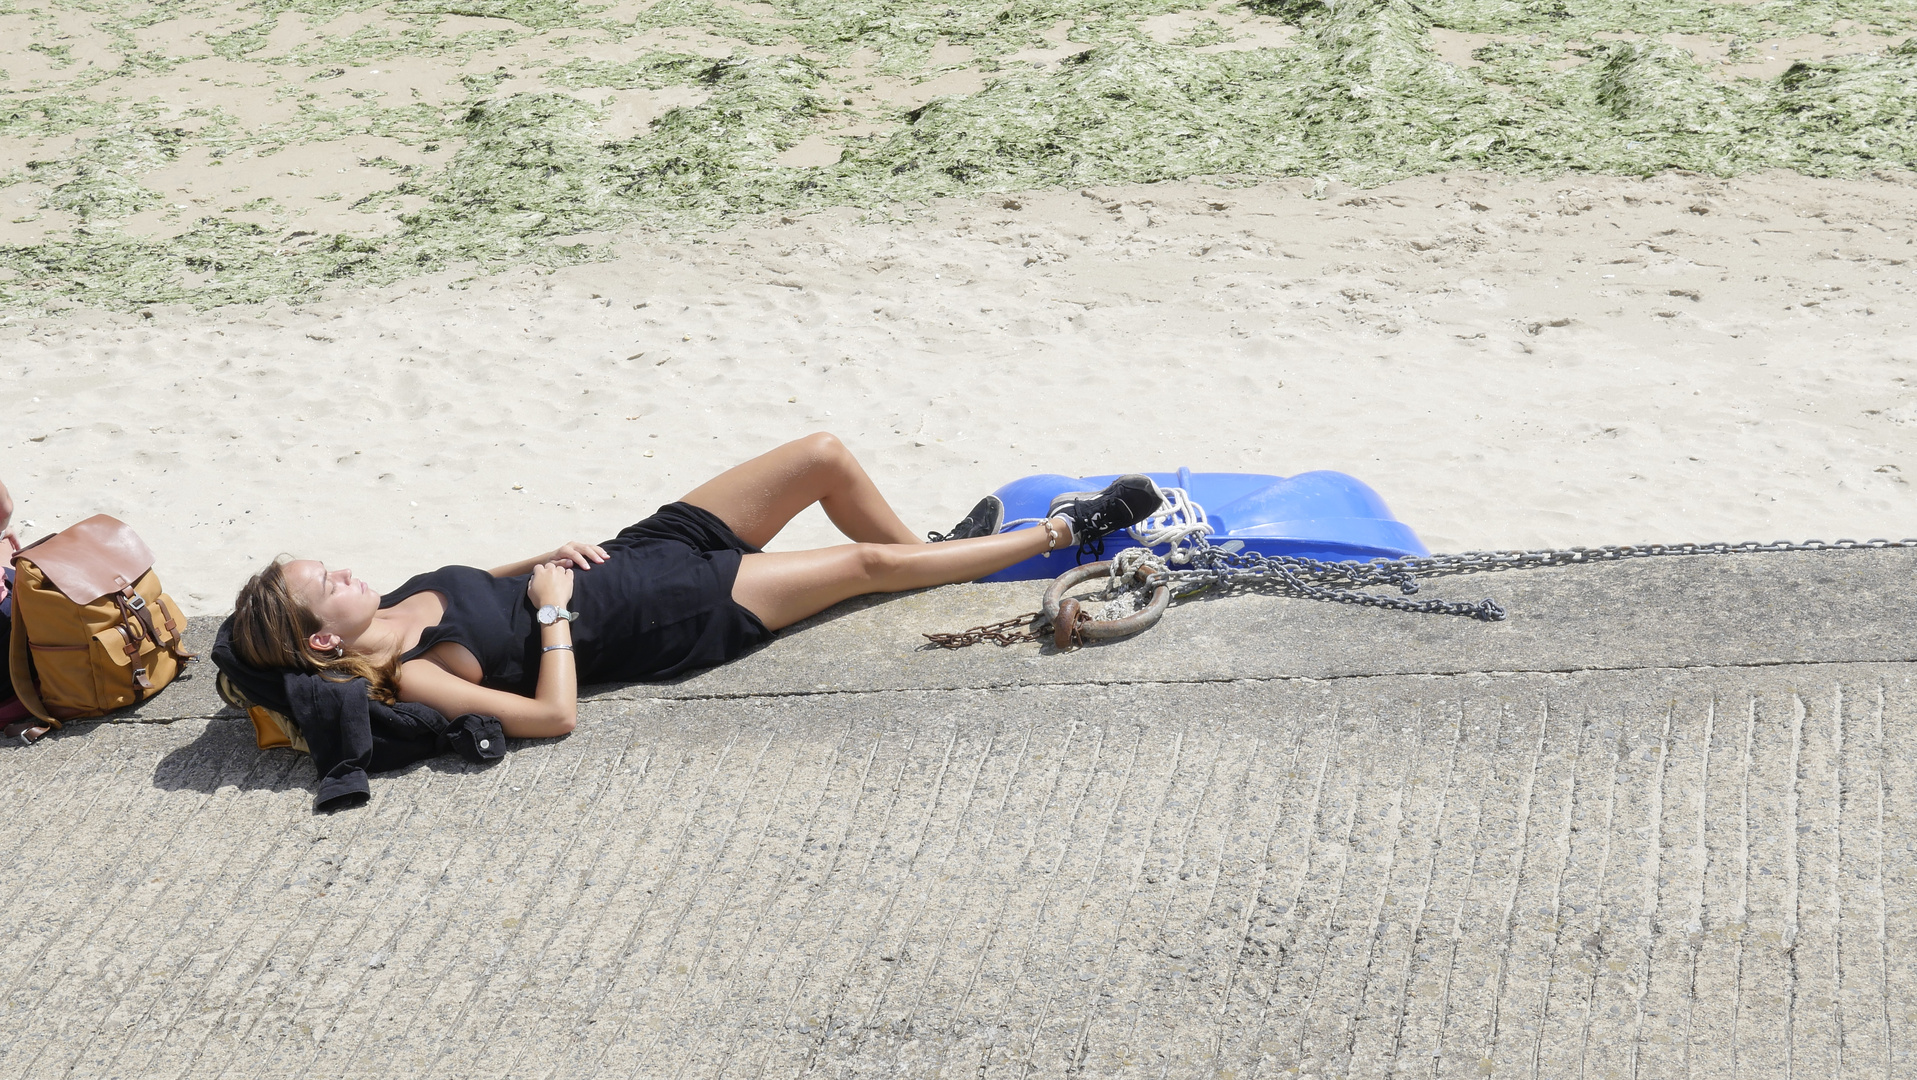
24;516;154;603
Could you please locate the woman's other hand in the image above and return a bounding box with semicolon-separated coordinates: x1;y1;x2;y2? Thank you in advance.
0;477;18;554
527;562;575;609
551;541;608;570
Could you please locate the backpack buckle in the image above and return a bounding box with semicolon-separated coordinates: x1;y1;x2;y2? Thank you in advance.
124;592;146;612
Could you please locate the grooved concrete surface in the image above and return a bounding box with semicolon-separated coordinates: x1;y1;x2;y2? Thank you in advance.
4;551;1916;1078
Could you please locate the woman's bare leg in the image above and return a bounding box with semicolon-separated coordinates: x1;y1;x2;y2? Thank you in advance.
679;432;918;549
732;517;1073;630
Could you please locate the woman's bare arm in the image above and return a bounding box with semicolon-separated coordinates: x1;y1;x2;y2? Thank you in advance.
401;561;580;738
489;540;609;578
488;552;553;578
397;656;576;738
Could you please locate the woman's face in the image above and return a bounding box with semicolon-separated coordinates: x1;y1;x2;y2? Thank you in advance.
282;559;380;650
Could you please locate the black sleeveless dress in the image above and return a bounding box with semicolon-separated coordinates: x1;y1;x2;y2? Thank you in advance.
378;503;774;692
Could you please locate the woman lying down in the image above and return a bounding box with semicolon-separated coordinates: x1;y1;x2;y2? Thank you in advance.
226;434;1162;742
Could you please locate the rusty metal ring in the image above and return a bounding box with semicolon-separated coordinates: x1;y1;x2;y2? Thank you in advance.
1041;560;1172;647
1053;597;1084;650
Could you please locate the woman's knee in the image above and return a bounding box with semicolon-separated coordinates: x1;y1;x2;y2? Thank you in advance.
794;432;862;494
796;431;850;467
849;542;905;582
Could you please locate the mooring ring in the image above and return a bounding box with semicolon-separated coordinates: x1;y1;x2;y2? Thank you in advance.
1041;560;1172;647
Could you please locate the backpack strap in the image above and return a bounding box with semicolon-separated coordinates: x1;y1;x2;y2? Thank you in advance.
151;593;195;664
115;587;196;665
113;591;156;693
111;588;193;697
6;599;56;727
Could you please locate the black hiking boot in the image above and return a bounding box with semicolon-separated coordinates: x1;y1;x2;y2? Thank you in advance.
927;494;1004;543
1049;475;1164;560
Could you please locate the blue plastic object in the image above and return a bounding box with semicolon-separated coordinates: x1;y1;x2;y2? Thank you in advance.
980;468;1428;582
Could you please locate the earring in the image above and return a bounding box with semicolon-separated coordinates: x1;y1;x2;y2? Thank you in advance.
329;646;345;659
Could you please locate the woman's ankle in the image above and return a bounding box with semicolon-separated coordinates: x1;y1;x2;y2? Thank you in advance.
1048;514;1075;548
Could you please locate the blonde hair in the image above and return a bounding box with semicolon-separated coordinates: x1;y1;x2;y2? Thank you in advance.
230;558;401;704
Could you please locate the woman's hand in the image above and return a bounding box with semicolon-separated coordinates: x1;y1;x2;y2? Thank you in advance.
550;541;608;570
0;478;18;554
526;562;575;609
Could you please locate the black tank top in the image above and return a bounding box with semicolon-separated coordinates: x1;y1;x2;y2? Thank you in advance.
384;566;540;694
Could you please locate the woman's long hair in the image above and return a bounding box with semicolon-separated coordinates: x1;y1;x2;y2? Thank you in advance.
230;558;401;704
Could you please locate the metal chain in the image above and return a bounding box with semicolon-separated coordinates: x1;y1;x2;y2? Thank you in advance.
924;611;1044;649
1161;536;1917;622
1298;537;1917;581
1162;547;1507;620
926;536;1917;647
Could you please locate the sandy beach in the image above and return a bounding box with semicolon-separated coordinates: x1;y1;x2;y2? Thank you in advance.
3;0;1915;615
4;169;1914;614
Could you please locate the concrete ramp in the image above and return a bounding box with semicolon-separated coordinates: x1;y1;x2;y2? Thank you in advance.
2;549;1914;1077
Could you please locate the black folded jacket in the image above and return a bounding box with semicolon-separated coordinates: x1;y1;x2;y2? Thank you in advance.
212;618;505;812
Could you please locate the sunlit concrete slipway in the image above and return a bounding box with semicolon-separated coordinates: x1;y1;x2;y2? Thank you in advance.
3;550;1915;1077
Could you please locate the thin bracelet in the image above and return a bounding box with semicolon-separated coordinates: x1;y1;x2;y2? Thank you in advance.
542;643;574;653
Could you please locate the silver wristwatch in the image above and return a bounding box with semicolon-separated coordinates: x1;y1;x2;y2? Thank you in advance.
536;604;579;626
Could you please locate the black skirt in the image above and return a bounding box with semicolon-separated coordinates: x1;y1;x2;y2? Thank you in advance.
570;501;776;684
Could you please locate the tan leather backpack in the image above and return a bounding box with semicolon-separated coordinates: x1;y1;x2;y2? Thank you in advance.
8;515;194;728
214;671;311;753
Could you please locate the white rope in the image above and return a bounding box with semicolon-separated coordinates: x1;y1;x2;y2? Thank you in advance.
1104;547;1167;605
1126;485;1212;562
1110;545;1167;580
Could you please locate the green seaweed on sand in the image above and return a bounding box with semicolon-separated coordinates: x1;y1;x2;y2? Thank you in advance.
1;93;146;138
206;0;577;61
1169;20;1234;48
830;11;1730;194
546;52;728;91
1767;37;1917;171
604;56;829;214
629;0;792;49
32;125;190;222
832;0;1917;192
264;24;524;66
389;0;608;31
1;0;1914;311
433;92;618;237
1297;0;1912;41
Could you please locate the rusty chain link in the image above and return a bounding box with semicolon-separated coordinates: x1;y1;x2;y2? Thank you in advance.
923;611;1045;649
